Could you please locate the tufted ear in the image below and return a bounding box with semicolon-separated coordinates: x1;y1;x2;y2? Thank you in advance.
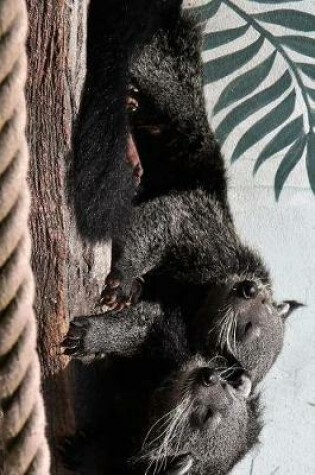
230;371;252;399
277;300;305;320
161;453;194;475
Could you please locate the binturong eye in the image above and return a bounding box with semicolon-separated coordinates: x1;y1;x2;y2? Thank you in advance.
237;280;259;299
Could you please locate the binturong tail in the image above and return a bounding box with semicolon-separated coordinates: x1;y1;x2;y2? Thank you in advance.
72;0;184;243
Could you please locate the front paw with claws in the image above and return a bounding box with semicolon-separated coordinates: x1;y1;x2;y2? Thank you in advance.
62;317;91;358
99;271;143;310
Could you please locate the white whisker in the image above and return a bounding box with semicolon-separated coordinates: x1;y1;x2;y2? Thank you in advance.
142;396;191;475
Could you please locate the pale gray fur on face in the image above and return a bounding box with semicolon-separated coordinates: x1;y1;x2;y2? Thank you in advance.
137;356;261;475
192;275;287;383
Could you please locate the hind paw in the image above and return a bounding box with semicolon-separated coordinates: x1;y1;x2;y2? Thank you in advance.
99;271;143;310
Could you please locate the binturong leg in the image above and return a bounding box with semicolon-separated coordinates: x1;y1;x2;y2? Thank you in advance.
62;301;162;358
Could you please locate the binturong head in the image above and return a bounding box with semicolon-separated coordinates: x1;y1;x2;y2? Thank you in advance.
193;276;304;385
136;356;261;475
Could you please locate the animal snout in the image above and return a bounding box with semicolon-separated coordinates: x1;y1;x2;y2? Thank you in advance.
233;280;266;343
237;280;259;299
238;318;261;343
192;367;233;426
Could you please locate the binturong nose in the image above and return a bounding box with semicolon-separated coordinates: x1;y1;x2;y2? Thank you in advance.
193;368;233;423
235;280;262;343
241;320;261;343
237;313;262;343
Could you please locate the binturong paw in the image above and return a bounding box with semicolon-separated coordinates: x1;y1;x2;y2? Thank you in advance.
62;317;91;358
99;270;143;310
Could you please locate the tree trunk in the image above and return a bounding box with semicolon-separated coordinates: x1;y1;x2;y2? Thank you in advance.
26;1;110;473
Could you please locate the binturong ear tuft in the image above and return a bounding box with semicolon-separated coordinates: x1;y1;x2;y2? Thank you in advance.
277;300;305;320
161;453;194;475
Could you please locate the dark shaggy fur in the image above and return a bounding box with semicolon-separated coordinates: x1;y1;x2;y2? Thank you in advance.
74;0;184;242
69;1;301;384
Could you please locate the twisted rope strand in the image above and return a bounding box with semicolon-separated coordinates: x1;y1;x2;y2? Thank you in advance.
0;0;50;473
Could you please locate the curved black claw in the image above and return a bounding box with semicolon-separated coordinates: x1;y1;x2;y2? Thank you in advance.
62;317;90;358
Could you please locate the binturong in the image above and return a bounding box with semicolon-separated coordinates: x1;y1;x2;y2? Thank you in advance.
63;1;303;470
71;1;303;385
63;310;261;475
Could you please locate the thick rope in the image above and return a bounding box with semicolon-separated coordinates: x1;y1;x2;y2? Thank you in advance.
0;0;50;473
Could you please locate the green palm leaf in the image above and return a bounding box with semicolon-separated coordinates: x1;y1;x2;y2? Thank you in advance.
231;90;296;163
275;136;306;200
281;36;315;59
306;132;315;194
213;51;277;114
189;0;221;23
253;116;304;174
199;0;315;195
297;63;315;81
216;71;291;145
203;24;249;50
306;88;315;101
253;10;315;32
204;36;264;83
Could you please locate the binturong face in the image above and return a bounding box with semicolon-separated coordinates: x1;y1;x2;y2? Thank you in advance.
192;276;303;385
136;356;261;475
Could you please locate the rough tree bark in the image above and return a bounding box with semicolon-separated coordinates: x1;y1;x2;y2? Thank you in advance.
26;1;110;473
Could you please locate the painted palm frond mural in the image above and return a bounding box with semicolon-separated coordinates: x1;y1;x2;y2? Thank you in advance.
190;0;315;199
